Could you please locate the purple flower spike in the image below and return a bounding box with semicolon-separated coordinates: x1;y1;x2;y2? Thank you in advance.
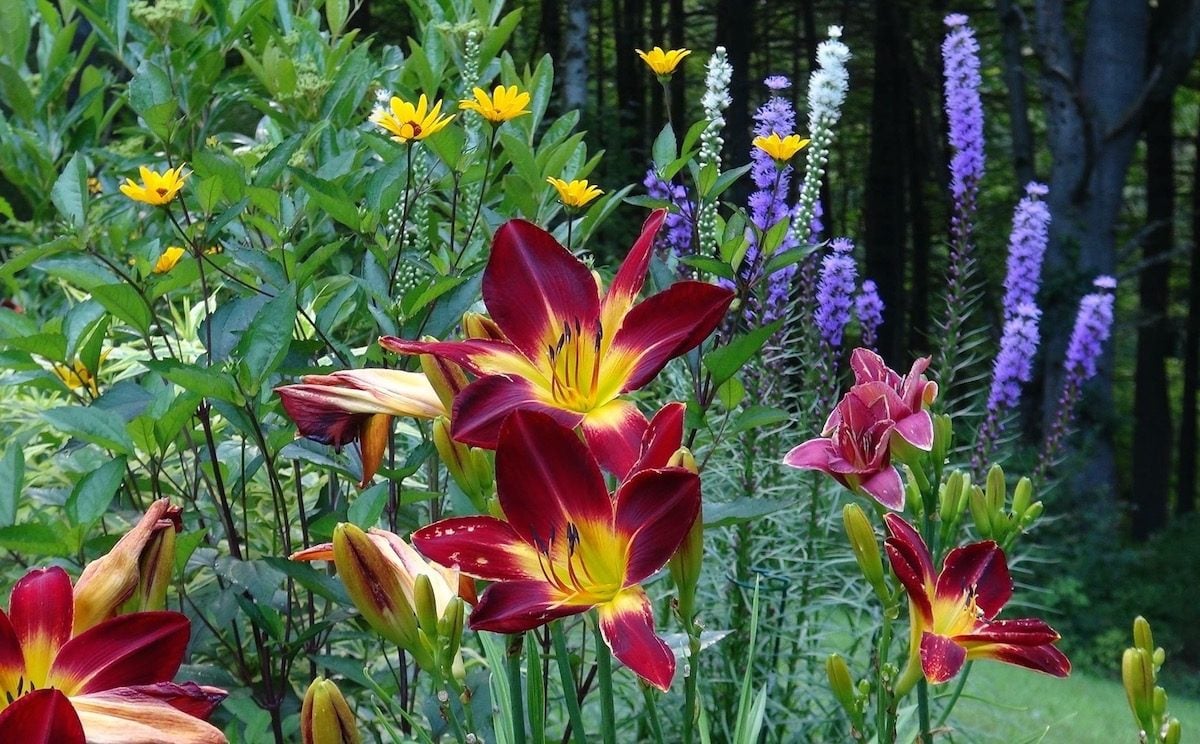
1064;278;1117;382
855;279;885;350
643;168;694;261
943;14;984;214
764;75;792;91
815;238;858;349
1000;183;1051;320
987;303;1042;411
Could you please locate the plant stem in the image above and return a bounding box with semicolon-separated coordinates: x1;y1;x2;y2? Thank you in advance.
641;685;665;744
551;622;588;744
508;633;528;744
595;619;617;744
916;679;932;743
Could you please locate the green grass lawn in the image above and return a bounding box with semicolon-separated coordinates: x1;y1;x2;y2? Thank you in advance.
943;663;1197;742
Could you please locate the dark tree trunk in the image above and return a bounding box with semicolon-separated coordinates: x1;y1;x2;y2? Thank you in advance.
716;0;753;201
613;0;647;169
1179;125;1200;515
1132;92;1175;539
668;0;685;124
649;0;664;129
562;0;591;113
864;0;909;362
995;0;1036;187
541;0;562;65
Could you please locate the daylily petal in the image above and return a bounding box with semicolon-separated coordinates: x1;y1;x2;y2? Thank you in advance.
606;281;733;392
71;689;227;744
276;369;444;446
598;587;675;692
893;410;935;450
0;609;26;695
10;567;74;687
452;375;583;448
935;541;1011;619
329;524;418;648
113;682;228;719
882;515;935;623
483;219;601;362
783;438;837;472
859;466;905;511
0;689;85;744
599;210;667;335
972;642;1070;678
48;612;190;695
955;617;1060;646
413;517;543;583
581;399;649;478
357;413;392;487
919;631;968;684
630;401;685;473
614;468;701;585
849;347;898;386
468;580;583;634
495;410;612;546
378;337;545;381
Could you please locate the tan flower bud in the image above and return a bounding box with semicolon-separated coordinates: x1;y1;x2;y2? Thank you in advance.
301;677;361;744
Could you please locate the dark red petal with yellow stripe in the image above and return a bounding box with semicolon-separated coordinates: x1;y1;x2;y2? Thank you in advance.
599;209;667;333
495;410;613;546
598;587;675;691
0;689;84;744
468;580;585;634
919;631;968;684
0;606;26;690
883;514;935;623
609;281;733;392
581;400;649;478
379;336;541;380
48;611;190;695
615;468;701;585
114;682;228;719
981;641;1071;678
955;617;1060;646
631;401;686;473
9;567;74;667
452;376;584;448
484;219;601;362
935;541;1011;619
413;516;542;583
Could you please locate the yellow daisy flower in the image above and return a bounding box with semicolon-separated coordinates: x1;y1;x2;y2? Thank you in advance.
636;47;691;76
154;246;187;274
753;133;810;163
369;94;455;143
459;85;532;123
119;164;188;206
546;177;603;208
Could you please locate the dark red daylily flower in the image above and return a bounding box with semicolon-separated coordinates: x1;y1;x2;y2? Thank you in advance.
0;566;226;743
783;382;906;509
412;409;701;691
883;514;1070;686
380;210;733;477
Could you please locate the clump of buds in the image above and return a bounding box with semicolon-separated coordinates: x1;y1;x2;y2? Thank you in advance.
968;464;1042;550
1122;616;1181;744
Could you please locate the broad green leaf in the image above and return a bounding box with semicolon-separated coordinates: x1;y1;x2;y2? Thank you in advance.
261;557;350;604
143;359;242;403
67;456;126;527
0;524;70;556
89;283;152;335
703;321;783;388
43;406;134;454
703;498;791;528
347;482;388;527
0;237;73;282
325;0;347;35
731;405;790;434
128;60;175;137
0;195;14;221
680;255;736;281
0;445;23;527
651;123;677;172
234;285;296;392
0;63;34;121
51;152;87;227
290;169;360;231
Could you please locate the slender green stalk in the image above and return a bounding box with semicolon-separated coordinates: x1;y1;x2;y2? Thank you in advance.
916;679;932;743
641;685;665;744
595;620;617;744
551;622;588;744
935;662;972;728
507;633;527;744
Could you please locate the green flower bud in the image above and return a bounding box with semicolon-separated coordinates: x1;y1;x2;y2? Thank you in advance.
414;572;439;641
825;654;857;716
1011;477;1033;516
986;464;1006;514
842;504;885;593
931;413;953;465
1123;647;1154;730
969;487;992;538
301;677;361;744
1164;717;1181;744
1133;616;1154;654
903;465;923;515
1154;686;1168;717
1022;500;1044;524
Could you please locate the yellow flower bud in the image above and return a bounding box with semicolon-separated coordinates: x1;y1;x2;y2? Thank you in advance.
1133;615;1154;654
420;344;469;412
969;486;992;538
301;677;361;744
826;654;857;716
1123;647;1154;730
1011;476;1033;515
985;464;1006;513
462;311;505;341
667;447;698;473
842;504;885;592
1164;717;1182;744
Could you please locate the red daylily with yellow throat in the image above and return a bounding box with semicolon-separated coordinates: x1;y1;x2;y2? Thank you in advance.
884;514;1069;690
413;410;701;691
380;210;733;476
0;567;226;743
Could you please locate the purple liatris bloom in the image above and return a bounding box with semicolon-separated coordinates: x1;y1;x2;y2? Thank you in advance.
943;14;985;215
987;303;1041;411
814;238;857;348
855;279;884;350
643;168;693;260
1064;276;1117;382
748;77;797;232
1001;183;1051;319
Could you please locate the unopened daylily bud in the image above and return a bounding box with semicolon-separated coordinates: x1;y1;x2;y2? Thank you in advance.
667;447;698;473
931;413;953;465
462;311;505;341
669;513;704;620
420;346;469;412
1153;647;1166;669
301;677;361;744
440;596;465;656
842;504;885;593
1154;686;1168;716
1164;717;1181;744
414;573;439;641
1022;501;1044;524
434;417;488;510
939;471;963;524
986;464;1006;513
1011;477;1033;516
1123;647;1154;729
969;486;992;538
825;654;857;716
903;465;922;515
73;499;183;634
1133;616;1154;654
331;524;421;654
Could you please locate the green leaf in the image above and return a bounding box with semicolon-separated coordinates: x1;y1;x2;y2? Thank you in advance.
0;63;34;121
703;321;783;388
0;237;73;282
347;482;388;527
651;124;677;172
717;376;744;409
234;285;296;392
290;169;360;231
679;255;736;281
51;152;87;228
89;283;152;335
731;405;790;434
704;164;753;200
67;456;126;527
253;133;303;187
143;359;242;404
0;524;71;556
0;0;30;67
762;247;812;277
261;557;350;604
703;498;791;528
0;445;23;527
0;195;14;222
128;60;175;138
325;0;347;34
43;406;134;454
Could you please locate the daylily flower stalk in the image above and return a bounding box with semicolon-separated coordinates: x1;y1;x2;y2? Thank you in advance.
276;369;446;487
381;210;733;477
291;524;468;676
884;514;1069;695
0;566;226;743
413;410;701;691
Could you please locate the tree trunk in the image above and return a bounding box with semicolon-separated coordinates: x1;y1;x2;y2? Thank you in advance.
864;0;909;362
995;0;1036;187
612;0;647;169
668;0;685;124
716;0;753;202
1178;125;1200;515
541;0;562;67
649;0;664;129
562;0;591;113
1131;92;1175;539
